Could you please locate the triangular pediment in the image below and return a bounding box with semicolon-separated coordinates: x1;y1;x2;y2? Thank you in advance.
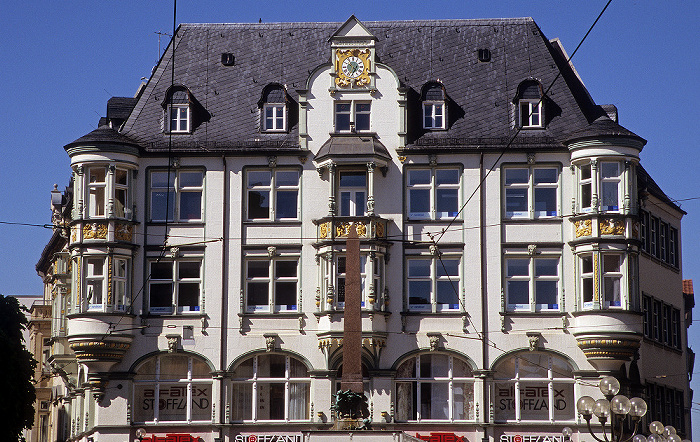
329;15;376;41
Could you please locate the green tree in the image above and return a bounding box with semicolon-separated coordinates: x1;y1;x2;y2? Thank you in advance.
0;295;37;441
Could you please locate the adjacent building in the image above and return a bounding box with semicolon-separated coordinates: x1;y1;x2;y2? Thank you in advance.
35;16;693;442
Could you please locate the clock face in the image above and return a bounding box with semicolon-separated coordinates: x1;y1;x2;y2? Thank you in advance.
341;56;365;79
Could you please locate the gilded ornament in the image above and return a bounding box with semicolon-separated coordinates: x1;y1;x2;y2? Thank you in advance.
376;222;385;238
335;48;371;88
115;223;133;241
575;219;592;238
83;223;108;239
355;223;367;237
319;222;330;239
599;218;625;235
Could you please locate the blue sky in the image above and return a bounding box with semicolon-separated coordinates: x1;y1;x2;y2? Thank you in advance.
1;0;698;434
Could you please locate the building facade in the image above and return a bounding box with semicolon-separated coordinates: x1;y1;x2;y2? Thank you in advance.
36;16;693;442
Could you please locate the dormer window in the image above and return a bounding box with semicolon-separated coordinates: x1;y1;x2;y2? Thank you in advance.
515;80;545;129
421;82;447;130
260;84;288;132
164;86;191;133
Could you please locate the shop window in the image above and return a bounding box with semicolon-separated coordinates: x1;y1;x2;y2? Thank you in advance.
395;353;474;421
231;353;310;422
493;352;575;422
406;167;460;220
246;169;300;221
133;354;212;423
149;169;204;222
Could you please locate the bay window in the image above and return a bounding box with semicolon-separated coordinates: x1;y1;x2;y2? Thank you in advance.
246;169;300;221
395;353;474;421
338;170;367;216
580;251;627;310
231;353;310;422
84;165;131;219
80;255;130;313
576;161;624;213
321;252;384;311
407;167;460;220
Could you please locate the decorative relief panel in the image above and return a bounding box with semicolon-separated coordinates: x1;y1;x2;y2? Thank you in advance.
115;223;133;242
575;219;592;238
83;223;108;240
599;218;625;236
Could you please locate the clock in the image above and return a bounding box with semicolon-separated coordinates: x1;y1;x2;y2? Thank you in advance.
341;56;365;79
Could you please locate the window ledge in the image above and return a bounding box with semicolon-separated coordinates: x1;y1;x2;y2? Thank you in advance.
400;311;465;317
143;313;207;319
242;220;302;226
502;217;563;224
147;221;205;226
405;218;463;224
641;336;683;354
239;312;304;318
314;310;390;319
500;311;564;317
570;309;642;318
67;311;136;318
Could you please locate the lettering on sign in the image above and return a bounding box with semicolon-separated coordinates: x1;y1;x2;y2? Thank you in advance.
496;385;567;412
416;433;467;442
500;435;564;442
235;435;302;442
141;434;200;442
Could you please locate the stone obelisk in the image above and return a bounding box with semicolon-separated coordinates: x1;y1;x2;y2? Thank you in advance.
341;224;364;394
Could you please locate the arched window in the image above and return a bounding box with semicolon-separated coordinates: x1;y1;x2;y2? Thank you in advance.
231;353;310;422
395;352;474;421
515;80;544;128
421;82;447;130
133;353;212;423
163;86;191;133
493;351;575;422
260;84;288;132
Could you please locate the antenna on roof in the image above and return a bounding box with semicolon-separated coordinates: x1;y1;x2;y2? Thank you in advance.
154;30;172;63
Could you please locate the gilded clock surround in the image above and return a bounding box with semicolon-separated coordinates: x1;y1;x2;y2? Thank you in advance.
335;48;372;88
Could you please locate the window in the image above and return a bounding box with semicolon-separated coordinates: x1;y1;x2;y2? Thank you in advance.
246;169;300;221
245;254;298;313
133;354;212;423
505;253;560;311
338;170;367;216
579;164;592;211
335;102;370;132
493;352;575;422
646;383;685;434
395;353;474;422
407;254;461;312
164;88;191;133
87;167;106;217
503;166;558;219
231;353;310;422
600;162;621;211
407;168;460;220
580;252;625;310
321;252;384;311
148;258;202;314
639;210;680;268
81;256;130;312
261;85;287;132
520;100;543;128
642;293;682;350
421;82;447;130
85;166;132;219
149;170;203;222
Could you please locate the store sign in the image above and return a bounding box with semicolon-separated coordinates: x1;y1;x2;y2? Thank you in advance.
133;384;212;422
235;435;302;442
141;434;200;442
494;383;573;421
417;433;466;442
500;435;564;442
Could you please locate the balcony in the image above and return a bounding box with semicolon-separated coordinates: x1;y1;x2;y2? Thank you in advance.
313;215;389;245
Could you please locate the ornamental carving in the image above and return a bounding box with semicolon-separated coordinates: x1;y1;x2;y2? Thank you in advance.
115;223;133;242
575;219;592;238
335;222;366;238
335;48;372;88
599;218;625;236
376;222;385;238
319;222;331;239
83;223;108;240
632;221;640;239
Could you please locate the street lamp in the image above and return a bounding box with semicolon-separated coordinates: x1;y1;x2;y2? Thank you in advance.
135;427;147;442
569;376;647;442
632;422;691;442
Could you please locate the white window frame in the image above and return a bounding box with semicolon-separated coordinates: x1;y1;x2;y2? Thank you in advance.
334;101;371;132
263;103;287;132
246;169;300;221
231;354;311;422
579;163;593;212
167;103;191;133
245;253;299;313
395;353;475;422
423;102;446;129
406;167;461;220
149;169;204;223
338;170;367;217
133;354;212;423
406;254;461;312
519;99;543;128
321;252;384;311
504;252;561;312
579;251;626;310
503;166;559;219
87;166;106;218
493;352;576;423
599;161;621;212
148;257;202;315
81;255;130;313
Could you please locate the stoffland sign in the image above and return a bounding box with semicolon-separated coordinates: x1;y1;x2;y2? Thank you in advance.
500;435;565;442
235;435;302;442
140;434;200;442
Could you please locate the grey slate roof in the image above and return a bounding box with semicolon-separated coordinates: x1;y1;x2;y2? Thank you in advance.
117;18;626;153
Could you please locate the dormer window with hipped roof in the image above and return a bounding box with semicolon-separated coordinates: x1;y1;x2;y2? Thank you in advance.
259;84;288;132
422;82;447;130
163;85;192;133
515;79;545;129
